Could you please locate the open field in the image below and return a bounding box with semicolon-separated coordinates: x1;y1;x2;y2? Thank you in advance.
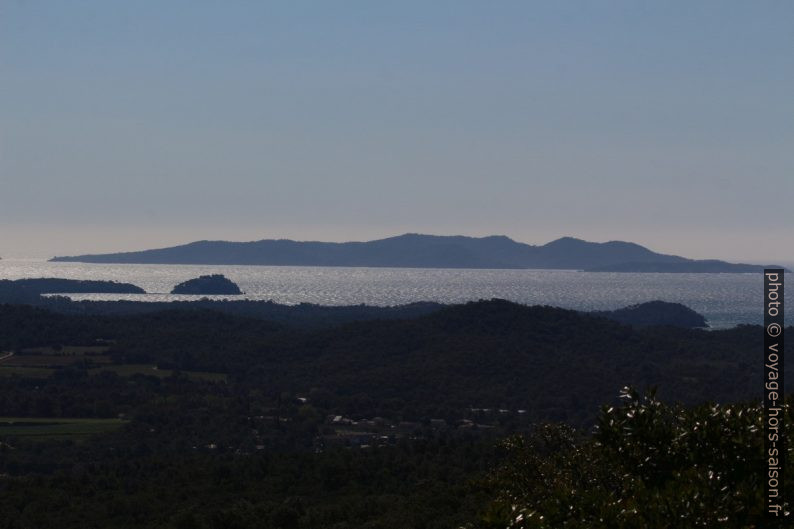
0;417;126;440
19;345;111;355
0;354;112;367
90;364;228;382
0;349;226;382
0;346;113;370
0;365;54;378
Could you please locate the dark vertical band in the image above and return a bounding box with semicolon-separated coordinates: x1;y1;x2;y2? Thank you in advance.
764;269;785;518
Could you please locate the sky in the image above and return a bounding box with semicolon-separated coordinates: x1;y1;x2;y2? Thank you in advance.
1;1;792;262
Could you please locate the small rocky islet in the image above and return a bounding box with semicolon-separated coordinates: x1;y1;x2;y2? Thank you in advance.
170;274;242;295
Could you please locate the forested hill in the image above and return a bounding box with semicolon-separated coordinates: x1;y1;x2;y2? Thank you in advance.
1;300;790;527
49;233;781;271
0;299;783;426
37;297;707;329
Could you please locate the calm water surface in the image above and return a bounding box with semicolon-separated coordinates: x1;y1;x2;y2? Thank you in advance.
0;258;783;329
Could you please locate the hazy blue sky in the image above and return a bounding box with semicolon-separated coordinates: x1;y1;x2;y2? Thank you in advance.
1;1;792;261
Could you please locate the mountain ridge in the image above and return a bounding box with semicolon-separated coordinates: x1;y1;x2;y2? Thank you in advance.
50;233;786;272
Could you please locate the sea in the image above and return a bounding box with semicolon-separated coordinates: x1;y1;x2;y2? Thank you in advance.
0;258;789;329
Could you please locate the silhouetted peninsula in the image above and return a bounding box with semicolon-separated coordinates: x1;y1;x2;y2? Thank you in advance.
1;278;144;296
49;233;783;273
171;274;242;295
0;278;144;304
585;260;783;273
592;300;708;328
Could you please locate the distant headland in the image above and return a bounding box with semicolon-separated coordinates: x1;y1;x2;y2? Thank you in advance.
50;233;787;273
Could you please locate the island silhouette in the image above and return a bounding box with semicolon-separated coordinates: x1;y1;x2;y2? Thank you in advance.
50;233;785;273
171;274;242;295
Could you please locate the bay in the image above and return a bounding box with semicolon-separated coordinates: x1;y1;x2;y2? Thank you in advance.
0;258;782;329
